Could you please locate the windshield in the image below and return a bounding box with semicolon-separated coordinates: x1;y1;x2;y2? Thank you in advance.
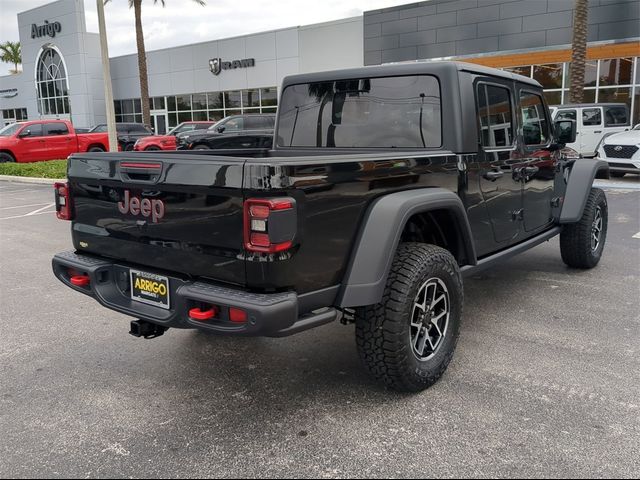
89;124;107;133
0;123;23;136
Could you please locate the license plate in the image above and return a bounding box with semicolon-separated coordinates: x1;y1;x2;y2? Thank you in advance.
130;269;170;309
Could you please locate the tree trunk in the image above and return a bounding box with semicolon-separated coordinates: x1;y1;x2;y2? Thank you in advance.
569;0;589;103
134;0;151;127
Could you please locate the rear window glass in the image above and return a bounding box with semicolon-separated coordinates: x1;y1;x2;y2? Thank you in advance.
477;84;514;148
44;122;69;135
277;75;442;148
604;106;629;126
555;109;576;121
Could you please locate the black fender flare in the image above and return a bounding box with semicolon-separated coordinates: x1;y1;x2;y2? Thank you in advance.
560;159;609;224
337;188;477;308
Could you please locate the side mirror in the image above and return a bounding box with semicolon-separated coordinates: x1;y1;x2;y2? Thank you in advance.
217;126;226;133
18;129;31;138
554;119;577;145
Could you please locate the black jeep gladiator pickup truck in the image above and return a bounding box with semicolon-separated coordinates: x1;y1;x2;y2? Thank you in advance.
52;62;609;392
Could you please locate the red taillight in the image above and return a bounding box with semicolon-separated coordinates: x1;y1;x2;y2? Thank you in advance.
229;307;248;323
54;182;73;220
243;198;296;253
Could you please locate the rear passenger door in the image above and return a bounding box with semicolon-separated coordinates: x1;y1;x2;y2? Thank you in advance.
476;81;523;244
44;122;75;160
518;89;556;233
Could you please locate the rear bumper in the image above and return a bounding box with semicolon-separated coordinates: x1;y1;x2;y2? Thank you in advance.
52;250;337;337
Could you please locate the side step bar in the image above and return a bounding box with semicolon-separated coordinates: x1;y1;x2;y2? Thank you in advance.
460;226;561;278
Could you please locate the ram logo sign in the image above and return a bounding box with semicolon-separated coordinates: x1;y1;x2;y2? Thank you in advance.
209;57;255;76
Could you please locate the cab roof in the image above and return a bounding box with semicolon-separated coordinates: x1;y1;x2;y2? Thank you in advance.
281;61;541;89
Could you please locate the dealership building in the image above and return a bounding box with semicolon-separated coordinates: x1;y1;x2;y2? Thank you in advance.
1;0;639;132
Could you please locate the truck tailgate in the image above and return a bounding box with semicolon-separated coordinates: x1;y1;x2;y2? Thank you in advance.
67;153;246;286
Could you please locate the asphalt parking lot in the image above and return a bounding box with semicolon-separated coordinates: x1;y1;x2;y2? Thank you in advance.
0;178;638;478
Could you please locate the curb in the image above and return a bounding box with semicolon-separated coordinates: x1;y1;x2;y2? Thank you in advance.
0;175;65;185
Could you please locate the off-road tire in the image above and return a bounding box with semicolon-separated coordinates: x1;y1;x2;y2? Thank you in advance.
560;187;608;269
355;243;463;393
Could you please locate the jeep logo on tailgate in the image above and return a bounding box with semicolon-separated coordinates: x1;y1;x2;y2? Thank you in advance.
117;190;165;223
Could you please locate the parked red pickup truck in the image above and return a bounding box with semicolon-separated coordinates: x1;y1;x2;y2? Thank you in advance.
133;121;215;151
0;120;110;163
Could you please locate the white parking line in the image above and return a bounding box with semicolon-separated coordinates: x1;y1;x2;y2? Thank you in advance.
0;202;55;220
0;188;47;195
0;202;51;210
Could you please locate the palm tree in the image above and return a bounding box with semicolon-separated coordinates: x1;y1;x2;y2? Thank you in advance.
106;0;206;127
569;0;589;103
0;41;21;74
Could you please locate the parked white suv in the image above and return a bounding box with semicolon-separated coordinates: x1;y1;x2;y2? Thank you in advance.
596;124;640;178
552;103;630;157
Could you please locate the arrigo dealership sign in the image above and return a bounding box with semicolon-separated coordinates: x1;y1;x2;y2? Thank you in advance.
31;20;62;39
208;57;255;76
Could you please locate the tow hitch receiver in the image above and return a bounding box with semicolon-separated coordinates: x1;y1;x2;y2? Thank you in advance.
129;320;168;339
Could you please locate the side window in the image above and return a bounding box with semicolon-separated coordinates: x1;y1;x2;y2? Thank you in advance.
44;122;69;135
555;109;576;122
224;117;243;131
519;91;549;146
244;117;261;129
582;108;602;126
259;136;273;148
22;124;43;137
477;83;514;148
604;106;628;127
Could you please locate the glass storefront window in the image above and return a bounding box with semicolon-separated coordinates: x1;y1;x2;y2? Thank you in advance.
177;111;192;123
176;95;191;111
192;111;208;121
599;58;633;86
224;91;241;109
260;88;278;106
122;100;134;114
192;93;207;110
242;89;260;108
225;109;242;116
167;96;176;111
261;106;277;113
152;97;165;110
583;89;596;103
133;98;142;114
566;61;597;87
534;64;563;89
208;111;225;121
633;91;639;127
597;88;632;119
168;113;178;128
207;92;223;109
543;91;562;106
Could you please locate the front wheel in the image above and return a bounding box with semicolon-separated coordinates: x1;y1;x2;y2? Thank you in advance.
0;152;15;163
560;187;608;269
355;243;463;393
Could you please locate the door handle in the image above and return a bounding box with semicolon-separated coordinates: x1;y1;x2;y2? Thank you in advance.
594;130;602;133
483;170;504;181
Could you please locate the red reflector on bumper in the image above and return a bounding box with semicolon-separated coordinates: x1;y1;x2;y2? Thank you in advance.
229;307;248;323
70;275;90;287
